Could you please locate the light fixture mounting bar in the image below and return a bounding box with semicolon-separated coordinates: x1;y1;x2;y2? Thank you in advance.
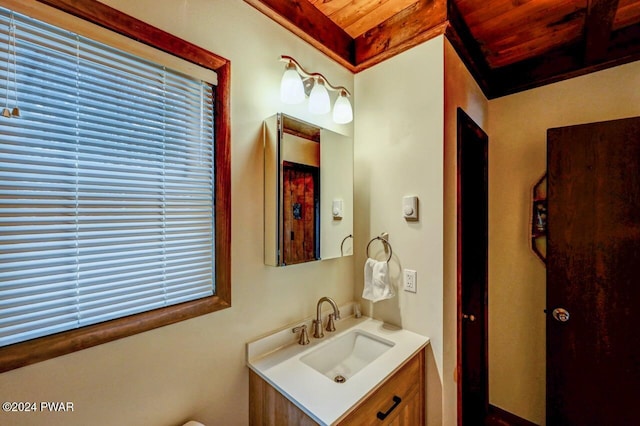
280;55;351;97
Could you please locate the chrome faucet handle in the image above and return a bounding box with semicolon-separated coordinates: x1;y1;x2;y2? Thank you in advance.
292;324;310;345
312;319;324;339
325;313;336;332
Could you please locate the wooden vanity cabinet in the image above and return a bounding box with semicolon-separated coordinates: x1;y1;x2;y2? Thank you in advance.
337;348;424;425
249;348;425;426
249;370;318;426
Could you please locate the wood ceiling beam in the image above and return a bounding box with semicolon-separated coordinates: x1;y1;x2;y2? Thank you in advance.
244;0;355;70
353;0;448;72
244;0;450;74
444;0;493;97
245;0;639;97
490;21;640;98
583;0;620;64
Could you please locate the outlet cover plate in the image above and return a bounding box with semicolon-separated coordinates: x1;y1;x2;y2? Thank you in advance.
403;269;417;293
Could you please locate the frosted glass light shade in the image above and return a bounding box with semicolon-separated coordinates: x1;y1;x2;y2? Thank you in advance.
280;64;305;104
308;79;330;114
332;92;353;124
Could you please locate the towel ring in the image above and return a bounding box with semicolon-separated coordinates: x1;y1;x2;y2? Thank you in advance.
366;236;393;263
340;234;353;256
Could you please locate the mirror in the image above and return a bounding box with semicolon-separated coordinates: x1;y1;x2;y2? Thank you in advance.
264;113;353;266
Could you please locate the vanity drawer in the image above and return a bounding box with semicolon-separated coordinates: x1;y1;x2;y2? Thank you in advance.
337;348;425;425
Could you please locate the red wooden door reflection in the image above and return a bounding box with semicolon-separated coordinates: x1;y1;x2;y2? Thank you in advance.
283;162;319;265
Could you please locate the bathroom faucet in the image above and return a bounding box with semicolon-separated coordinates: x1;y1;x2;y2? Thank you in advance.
312;297;341;338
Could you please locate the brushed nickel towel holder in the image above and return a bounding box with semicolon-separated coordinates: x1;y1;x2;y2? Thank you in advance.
340;234;353;256
366;233;392;263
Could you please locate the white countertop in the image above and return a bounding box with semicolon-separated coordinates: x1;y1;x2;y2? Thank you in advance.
247;311;429;425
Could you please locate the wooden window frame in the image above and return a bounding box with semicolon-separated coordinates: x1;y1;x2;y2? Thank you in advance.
0;0;231;373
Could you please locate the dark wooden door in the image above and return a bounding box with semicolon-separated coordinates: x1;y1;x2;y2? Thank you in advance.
547;116;640;426
457;108;489;425
282;162;319;265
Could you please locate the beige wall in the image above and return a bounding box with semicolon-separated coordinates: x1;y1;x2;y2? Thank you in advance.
0;1;354;425
354;36;445;425
282;133;320;167
352;37;490;426
488;59;640;425
443;39;489;426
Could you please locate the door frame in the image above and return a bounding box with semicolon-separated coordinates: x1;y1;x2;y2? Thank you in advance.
456;107;489;425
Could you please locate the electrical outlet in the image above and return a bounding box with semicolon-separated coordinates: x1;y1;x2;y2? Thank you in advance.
403;269;417;293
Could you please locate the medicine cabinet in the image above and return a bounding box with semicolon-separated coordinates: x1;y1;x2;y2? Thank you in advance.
264;114;353;266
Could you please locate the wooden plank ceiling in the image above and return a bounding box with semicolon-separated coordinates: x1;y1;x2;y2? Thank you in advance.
244;0;640;98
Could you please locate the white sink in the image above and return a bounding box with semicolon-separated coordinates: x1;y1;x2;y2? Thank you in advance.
300;329;395;382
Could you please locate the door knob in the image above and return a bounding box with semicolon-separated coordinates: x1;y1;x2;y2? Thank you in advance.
463;313;476;322
552;308;570;322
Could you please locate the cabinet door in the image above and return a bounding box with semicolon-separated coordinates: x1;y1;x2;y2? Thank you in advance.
249;370;318;426
338;349;425;425
387;388;423;426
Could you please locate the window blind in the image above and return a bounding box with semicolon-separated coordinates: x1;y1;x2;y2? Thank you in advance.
0;7;215;348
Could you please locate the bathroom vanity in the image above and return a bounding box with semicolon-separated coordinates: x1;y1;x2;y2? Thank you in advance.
247;310;429;425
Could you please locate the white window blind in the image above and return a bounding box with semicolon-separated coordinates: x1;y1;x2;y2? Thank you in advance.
0;7;216;348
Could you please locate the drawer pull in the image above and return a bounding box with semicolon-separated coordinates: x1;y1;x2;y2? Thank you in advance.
376;395;402;420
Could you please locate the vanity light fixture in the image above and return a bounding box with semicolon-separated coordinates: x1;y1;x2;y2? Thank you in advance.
279;55;353;124
308;77;330;114
280;61;305;104
332;90;353;124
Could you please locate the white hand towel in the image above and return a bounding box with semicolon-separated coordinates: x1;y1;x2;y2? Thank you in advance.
362;258;395;302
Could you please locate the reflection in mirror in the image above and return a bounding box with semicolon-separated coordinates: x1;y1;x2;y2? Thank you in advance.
264;114;353;266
